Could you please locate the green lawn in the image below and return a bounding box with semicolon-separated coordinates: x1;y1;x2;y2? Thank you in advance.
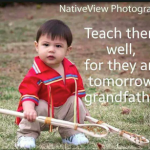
0;2;150;149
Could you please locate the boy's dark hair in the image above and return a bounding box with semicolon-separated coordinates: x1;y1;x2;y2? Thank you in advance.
36;19;73;47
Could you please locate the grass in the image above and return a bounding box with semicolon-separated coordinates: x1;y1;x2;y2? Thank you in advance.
0;2;150;149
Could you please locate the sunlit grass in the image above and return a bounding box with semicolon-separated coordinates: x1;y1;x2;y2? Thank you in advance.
0;85;149;149
0;3;150;149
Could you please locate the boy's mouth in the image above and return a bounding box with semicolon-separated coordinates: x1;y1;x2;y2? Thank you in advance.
47;56;55;60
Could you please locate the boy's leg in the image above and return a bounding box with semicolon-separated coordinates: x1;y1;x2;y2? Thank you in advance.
17;100;48;139
54;95;87;139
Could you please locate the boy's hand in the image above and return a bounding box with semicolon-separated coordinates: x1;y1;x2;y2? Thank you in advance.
22;101;37;122
24;109;37;122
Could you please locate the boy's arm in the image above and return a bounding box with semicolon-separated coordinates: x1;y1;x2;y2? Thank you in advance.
23;101;37;122
18;76;40;122
81;98;90;116
75;69;90;116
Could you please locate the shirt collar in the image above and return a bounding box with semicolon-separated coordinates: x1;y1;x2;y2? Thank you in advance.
33;56;74;74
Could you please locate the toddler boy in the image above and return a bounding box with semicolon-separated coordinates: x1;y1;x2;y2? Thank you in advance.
15;19;89;149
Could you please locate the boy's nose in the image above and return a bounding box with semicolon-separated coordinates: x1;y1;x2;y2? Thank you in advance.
48;46;55;53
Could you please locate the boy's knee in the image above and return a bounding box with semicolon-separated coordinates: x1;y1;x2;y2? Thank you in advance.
68;96;86;123
68;96;84;110
35;100;48;116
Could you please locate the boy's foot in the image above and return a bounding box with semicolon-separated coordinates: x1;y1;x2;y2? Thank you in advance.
62;133;89;145
15;136;36;149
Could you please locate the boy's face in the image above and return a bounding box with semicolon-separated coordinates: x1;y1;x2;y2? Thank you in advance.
35;34;71;68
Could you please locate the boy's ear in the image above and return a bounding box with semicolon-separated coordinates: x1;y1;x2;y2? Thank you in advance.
34;41;39;52
66;46;72;55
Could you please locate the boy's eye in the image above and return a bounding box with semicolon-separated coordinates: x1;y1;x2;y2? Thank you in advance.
56;45;62;48
43;43;49;47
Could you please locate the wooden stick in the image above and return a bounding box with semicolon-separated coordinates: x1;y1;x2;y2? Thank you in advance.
0;108;109;138
85;116;149;146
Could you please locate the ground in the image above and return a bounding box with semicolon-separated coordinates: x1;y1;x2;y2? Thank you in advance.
0;2;150;149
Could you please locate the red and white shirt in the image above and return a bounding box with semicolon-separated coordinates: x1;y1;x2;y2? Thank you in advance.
16;56;86;124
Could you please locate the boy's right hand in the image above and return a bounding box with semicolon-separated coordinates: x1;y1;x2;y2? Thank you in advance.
22;101;37;122
24;109;37;122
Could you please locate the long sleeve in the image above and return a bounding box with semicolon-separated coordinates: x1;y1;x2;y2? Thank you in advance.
76;70;86;98
18;76;40;106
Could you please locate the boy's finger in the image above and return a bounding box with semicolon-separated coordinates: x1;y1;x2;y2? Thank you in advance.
30;114;34;121
33;115;36;121
24;112;27;119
